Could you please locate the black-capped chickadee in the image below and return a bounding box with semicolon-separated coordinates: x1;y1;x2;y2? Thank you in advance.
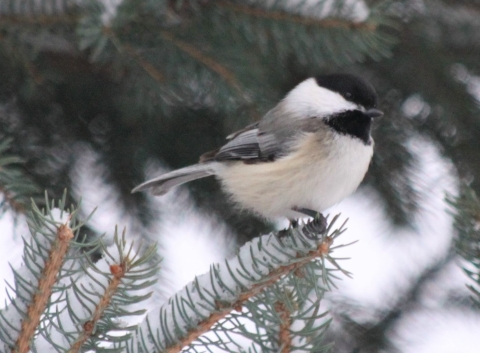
133;74;382;221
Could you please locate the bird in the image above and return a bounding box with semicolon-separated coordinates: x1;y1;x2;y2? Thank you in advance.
132;73;382;223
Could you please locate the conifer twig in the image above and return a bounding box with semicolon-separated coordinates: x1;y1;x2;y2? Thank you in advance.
68;262;128;353
163;236;333;353
0;14;78;26
102;27;166;83
160;30;243;93
0;140;38;213
275;301;292;353
0;186;25;213
214;1;378;30
14;223;74;353
121;44;166;83
23;59;44;85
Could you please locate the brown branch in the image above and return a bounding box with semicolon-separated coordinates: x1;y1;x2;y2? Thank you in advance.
69;263;127;353
275;301;292;353
214;1;377;30
0;186;26;214
24;59;44;85
102;27;165;83
164;235;334;353
160;30;243;93
0;14;78;26
121;44;166;83
13;224;74;353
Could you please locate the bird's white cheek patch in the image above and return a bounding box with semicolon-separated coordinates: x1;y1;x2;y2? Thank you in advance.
282;78;357;118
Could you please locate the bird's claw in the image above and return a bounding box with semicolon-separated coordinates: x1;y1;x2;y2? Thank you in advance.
303;213;327;239
291;206;327;238
278;210;327;240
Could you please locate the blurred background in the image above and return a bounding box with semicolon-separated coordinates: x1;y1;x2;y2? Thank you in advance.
1;0;480;352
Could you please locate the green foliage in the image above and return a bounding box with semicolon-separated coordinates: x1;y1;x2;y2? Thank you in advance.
0;0;401;238
0;138;40;214
448;186;480;307
1;0;480;351
0;193;159;353
0;191;348;353
131;216;347;353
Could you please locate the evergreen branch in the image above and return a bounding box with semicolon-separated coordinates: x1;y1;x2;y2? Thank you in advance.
275;301;292;353
6;45;44;85
1;193;158;352
160;30;243;94
0;14;78;26
135;216;345;353
0;40;44;85
447;185;480;307
214;1;378;30
68;262;126;353
58;228;159;352
14;223;74;353
25;63;44;85
103;27;165;83
165;238;331;353
122;44;166;83
0;186;25;213
236;240;332;304
0;139;39;214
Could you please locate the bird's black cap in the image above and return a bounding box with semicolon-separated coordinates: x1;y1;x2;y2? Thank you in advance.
315;74;378;109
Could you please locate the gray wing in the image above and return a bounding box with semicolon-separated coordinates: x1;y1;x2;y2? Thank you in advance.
214;108;323;162
225;122;259;140
214;128;268;161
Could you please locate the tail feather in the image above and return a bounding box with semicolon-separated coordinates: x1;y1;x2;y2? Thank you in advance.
132;164;215;195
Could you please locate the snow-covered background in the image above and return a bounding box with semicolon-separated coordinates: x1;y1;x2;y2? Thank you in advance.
1;132;479;352
1;0;480;351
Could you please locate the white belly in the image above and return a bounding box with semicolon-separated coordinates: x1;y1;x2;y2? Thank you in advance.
215;132;373;219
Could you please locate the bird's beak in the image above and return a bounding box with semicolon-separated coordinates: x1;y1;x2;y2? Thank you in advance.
366;108;384;118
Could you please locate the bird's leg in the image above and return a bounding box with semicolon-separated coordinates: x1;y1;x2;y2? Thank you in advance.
291;207;327;239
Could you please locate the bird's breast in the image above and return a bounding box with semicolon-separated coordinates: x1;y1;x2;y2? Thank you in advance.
216;131;373;219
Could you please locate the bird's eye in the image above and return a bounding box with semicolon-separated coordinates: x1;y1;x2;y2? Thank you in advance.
345;92;353;98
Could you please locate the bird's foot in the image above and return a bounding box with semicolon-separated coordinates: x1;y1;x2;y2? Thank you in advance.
292;207;327;240
278;219;298;239
303;213;327;239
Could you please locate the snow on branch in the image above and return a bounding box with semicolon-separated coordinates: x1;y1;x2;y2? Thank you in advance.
133;215;350;353
0;192;159;353
0;192;78;353
448;186;480;307
213;1;376;29
0;190;352;353
0;138;39;214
